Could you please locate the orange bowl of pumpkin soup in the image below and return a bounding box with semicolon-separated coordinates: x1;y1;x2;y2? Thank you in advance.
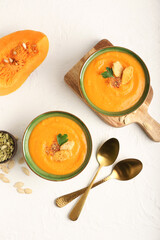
23;112;92;181
80;47;150;116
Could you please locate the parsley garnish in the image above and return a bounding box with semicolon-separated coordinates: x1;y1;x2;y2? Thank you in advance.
101;67;114;78
57;134;68;146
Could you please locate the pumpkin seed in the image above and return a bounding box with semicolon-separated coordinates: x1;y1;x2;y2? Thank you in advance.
22;43;27;49
0;162;8;168
1;145;7;150
17;188;24;194
22;167;30;176
18;157;25;164
3;59;9;63
2;177;10;183
24;188;32;194
8;159;15;169
0;173;4;179
14;182;24;188
1;166;9;174
9;58;13;63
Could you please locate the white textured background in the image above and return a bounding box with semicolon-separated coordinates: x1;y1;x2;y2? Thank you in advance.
0;0;160;239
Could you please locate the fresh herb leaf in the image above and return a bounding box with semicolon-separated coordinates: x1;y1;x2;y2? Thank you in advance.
101;67;114;78
57;134;68;146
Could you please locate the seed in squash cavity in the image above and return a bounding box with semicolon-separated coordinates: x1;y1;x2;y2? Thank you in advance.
22;167;30;176
14;182;24;188
9;58;13;63
3;59;9;63
18;157;25;164
24;188;32;194
13;51;17;55
8;159;15;169
22;43;27;50
17;188;24;194
2;177;10;183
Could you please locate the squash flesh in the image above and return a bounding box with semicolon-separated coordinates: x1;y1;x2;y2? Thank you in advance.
0;30;49;95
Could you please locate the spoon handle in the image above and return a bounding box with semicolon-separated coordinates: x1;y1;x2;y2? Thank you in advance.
55;176;109;208
69;165;102;221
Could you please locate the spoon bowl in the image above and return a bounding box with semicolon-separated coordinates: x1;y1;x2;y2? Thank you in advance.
97;138;119;166
111;158;143;181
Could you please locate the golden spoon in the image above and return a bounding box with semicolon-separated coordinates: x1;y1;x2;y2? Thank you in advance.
56;158;142;208
68;138;119;221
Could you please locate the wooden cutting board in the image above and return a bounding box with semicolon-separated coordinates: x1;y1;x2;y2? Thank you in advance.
64;39;160;142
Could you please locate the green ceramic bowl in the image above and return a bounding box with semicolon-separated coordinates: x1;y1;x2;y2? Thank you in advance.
80;47;150;116
23;111;92;181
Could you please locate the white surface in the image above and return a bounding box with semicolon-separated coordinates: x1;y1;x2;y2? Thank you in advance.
0;0;160;239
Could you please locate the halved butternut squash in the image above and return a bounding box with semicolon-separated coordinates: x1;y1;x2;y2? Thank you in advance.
0;30;49;95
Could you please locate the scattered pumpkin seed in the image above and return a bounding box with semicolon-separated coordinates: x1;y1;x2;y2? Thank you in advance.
1;166;9;174
0;162;8;168
17;188;24;194
18;157;25;164
8;159;15;169
14;182;24;188
24;188;32;194
2;177;10;183
0;173;4;179
21;167;30;176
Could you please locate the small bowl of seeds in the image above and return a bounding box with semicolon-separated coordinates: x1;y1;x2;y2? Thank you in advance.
0;131;17;164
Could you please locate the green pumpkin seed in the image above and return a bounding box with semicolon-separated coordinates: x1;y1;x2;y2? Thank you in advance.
0;132;15;163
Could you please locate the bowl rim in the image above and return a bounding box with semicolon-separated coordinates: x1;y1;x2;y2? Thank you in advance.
0;130;17;164
79;46;150;117
22;111;92;181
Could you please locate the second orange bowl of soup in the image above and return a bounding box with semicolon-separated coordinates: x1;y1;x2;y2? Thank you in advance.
23;111;92;181
80;47;150;116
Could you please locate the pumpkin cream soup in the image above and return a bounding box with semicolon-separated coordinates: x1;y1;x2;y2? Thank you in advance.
83;51;146;112
28;116;87;175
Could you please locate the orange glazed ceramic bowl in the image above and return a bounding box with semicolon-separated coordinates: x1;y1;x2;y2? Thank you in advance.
23;111;92;181
79;47;150;117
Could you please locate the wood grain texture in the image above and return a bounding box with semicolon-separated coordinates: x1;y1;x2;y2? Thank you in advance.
64;39;160;142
